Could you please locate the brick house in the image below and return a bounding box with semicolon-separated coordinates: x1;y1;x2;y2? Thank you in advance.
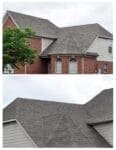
3;11;113;74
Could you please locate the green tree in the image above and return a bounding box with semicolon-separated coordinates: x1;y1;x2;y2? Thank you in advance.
3;27;37;70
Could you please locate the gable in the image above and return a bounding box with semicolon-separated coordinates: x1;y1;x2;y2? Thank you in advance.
3;16;17;30
4;10;58;38
3;120;37;147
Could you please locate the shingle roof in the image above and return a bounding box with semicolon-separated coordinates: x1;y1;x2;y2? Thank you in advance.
3;10;113;56
85;88;113;124
5;10;59;39
3;88;113;147
41;23;113;56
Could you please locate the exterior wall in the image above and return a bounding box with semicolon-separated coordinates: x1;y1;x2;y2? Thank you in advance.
84;57;97;74
87;37;113;62
3;121;36;147
94;122;113;146
42;38;53;52
3;16;48;74
14;37;48;74
97;61;113;74
50;55;97;74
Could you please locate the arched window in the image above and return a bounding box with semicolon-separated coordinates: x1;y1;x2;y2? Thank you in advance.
69;57;77;74
55;57;62;73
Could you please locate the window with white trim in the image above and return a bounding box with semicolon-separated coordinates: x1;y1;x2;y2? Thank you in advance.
69;57;77;74
3;64;14;74
55;57;62;73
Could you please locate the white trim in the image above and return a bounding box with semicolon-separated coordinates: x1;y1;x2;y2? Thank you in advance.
3;119;17;124
3;119;37;147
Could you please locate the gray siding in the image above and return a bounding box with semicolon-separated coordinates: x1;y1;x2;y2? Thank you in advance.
87;37;112;62
42;38;53;52
94;122;113;146
3;121;36;147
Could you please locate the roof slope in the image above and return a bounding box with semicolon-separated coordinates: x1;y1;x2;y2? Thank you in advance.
3;10;113;56
84;88;113;124
4;10;59;39
3;88;113;147
41;23;113;56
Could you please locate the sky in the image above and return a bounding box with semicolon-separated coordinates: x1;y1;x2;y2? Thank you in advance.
2;1;113;32
3;75;113;107
2;1;114;107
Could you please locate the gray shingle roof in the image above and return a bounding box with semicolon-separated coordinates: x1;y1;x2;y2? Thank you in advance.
41;23;113;56
3;88;113;147
4;10;113;56
6;10;59;39
85;88;113;124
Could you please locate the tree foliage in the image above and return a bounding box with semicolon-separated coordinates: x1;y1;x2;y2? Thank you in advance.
3;27;37;68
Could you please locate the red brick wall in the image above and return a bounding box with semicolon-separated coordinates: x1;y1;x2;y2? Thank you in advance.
97;61;113;74
3;16;48;74
50;55;97;74
51;55;80;74
84;57;97;74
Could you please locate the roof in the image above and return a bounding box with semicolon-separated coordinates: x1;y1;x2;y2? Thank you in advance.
41;23;113;56
4;10;59;39
85;88;113;124
3;10;113;56
3;88;113;147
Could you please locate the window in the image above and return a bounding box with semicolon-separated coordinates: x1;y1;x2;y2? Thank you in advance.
104;64;108;73
69;57;77;74
55;57;62;73
3;64;14;74
108;46;112;53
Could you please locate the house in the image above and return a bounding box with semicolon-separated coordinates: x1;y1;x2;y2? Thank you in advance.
3;88;113;147
3;11;113;74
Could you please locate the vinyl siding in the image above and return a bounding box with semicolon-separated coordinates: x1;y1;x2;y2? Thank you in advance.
94;122;113;146
3;121;36;147
42;38;53;52
87;37;113;62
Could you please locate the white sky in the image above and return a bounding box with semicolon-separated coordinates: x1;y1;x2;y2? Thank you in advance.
2;1;113;32
3;75;113;107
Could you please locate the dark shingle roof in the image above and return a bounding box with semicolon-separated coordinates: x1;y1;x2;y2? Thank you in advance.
3;88;113;147
41;23;113;56
84;88;113;124
4;11;112;56
5;10;59;39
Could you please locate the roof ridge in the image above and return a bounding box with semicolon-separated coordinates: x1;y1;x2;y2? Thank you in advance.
61;23;99;29
7;10;48;22
6;97;83;106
